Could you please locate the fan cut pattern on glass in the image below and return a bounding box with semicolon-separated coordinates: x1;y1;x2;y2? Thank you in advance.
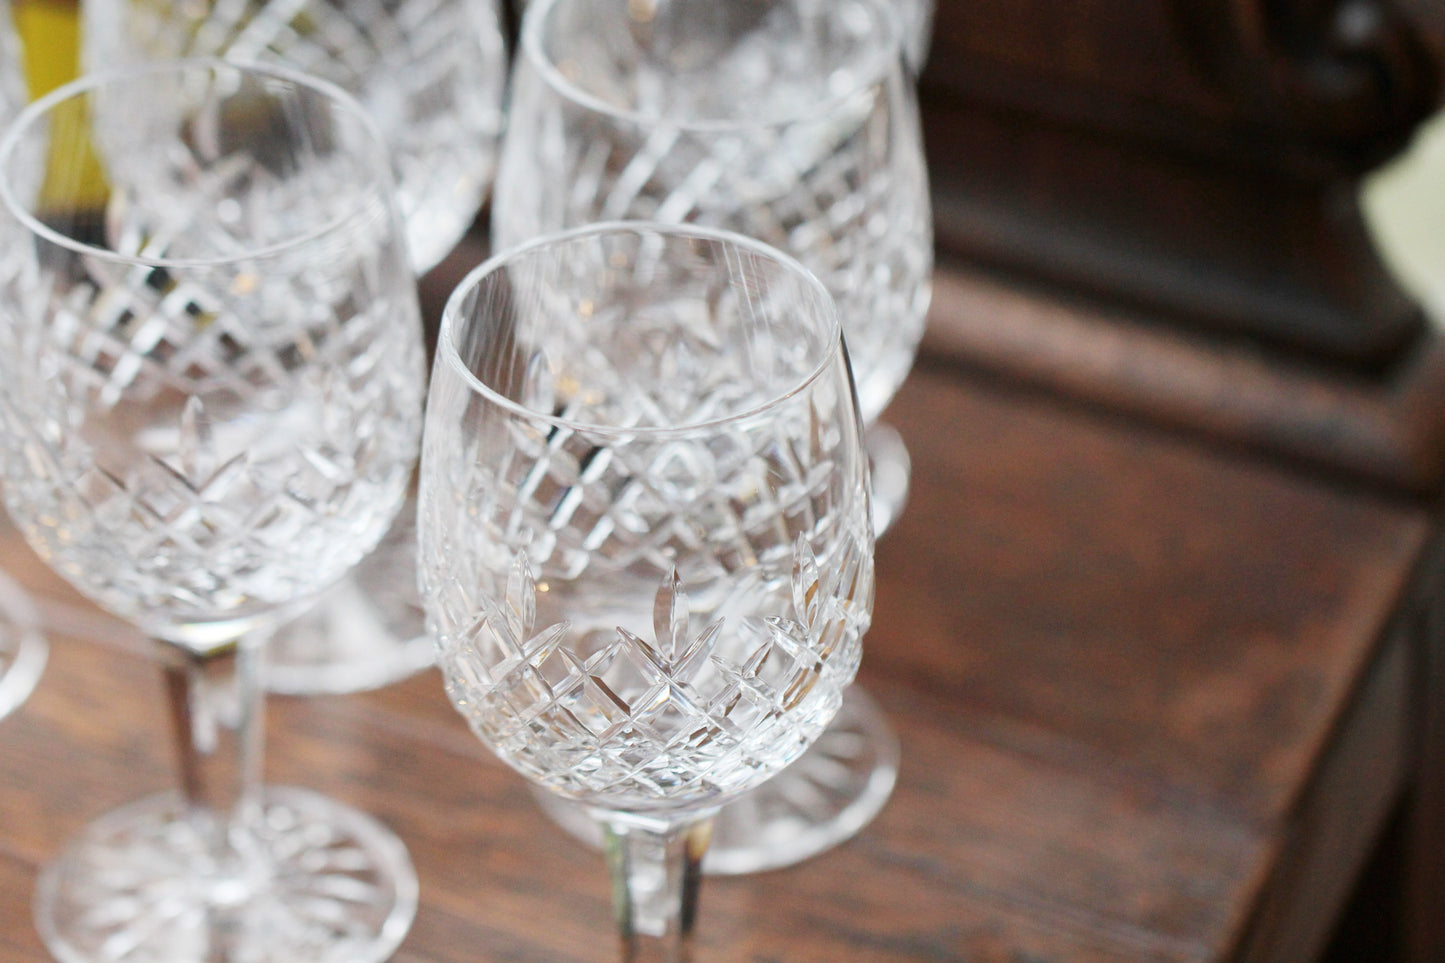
36;789;415;963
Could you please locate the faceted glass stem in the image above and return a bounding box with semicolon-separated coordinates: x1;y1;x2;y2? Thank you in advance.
601;812;715;963
156;635;265;886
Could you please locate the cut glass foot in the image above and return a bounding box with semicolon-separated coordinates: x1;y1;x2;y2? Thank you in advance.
35;787;418;963
535;686;900;875
264;509;431;696
0;568;47;721
866;421;910;537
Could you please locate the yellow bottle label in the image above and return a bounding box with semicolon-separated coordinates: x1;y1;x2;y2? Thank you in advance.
14;0;108;211
15;0;78;99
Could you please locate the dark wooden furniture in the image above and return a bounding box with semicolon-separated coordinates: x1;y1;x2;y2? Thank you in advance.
0;258;1438;960
917;0;1445;493
910;2;1445;956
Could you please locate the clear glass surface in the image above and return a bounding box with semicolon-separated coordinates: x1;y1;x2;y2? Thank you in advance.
511;0;936;73
418;222;875;958
900;0;936;70
0;565;47;721
82;0;508;274
262;504;431;695
0;60;424;961
493;0;933;428
81;0;509;695
0;0;48;723
493;0;931;872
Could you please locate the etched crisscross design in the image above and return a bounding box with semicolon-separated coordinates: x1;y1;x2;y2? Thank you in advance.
0;226;423;638
85;0;507;270
495;62;933;423
420;224;873;813
435;524;872;808
428;364;871;808
452;281;848;582
490;410;832;583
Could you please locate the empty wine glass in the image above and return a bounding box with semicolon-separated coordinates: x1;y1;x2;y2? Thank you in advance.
0;60;424;961
492;0;931;873
419;221;874;960
82;0;510;695
83;0;507;274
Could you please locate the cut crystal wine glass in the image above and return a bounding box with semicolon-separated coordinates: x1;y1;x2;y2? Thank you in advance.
83;0;507;274
0;60;424;961
492;0;932;873
81;0;510;695
418;221;874;960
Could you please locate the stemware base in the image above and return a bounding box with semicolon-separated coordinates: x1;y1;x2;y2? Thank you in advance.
535;686;899;875
264;507;431;696
0;568;47;721
35;786;418;963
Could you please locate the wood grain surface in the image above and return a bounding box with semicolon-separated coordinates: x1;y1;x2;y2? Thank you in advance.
0;306;1433;961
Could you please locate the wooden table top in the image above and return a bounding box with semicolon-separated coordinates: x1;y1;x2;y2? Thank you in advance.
0;277;1433;962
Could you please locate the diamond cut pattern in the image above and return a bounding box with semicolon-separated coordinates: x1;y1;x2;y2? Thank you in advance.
0;196;424;635
418;226;875;811
494;53;933;423
85;0;507;271
435;514;872;807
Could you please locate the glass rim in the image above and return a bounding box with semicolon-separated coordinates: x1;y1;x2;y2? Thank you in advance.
520;0;903;134
438;220;849;439
0;56;397;271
